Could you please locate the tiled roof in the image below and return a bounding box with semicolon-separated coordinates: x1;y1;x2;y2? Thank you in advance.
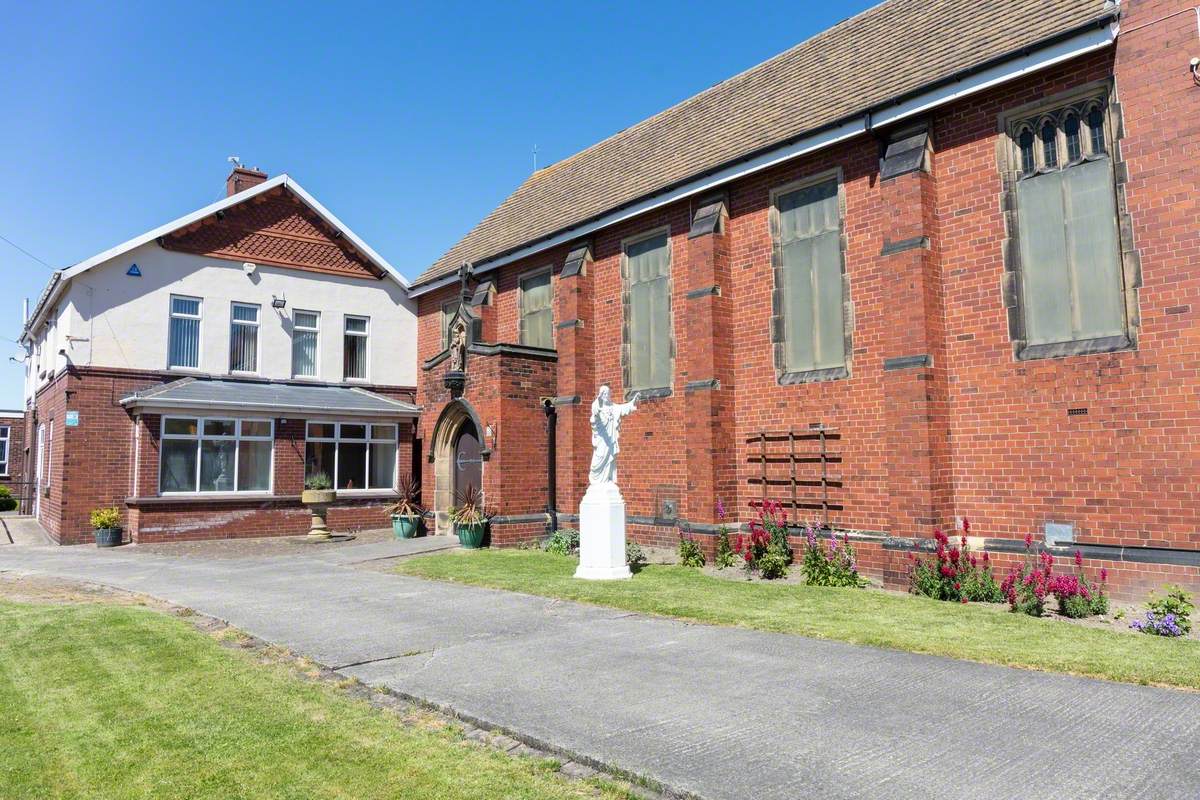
121;377;419;417
413;0;1114;287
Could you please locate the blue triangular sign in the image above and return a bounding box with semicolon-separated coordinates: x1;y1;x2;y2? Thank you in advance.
126;264;142;276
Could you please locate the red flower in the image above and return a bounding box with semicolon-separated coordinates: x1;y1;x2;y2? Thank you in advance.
1074;550;1083;568
961;535;968;548
960;597;968;604
1024;532;1034;549
1099;568;1108;583
962;518;970;534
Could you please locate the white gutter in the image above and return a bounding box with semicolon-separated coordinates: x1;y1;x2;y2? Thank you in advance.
120;398;419;418
409;20;1118;298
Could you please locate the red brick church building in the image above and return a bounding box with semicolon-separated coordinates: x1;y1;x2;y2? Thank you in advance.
410;0;1200;600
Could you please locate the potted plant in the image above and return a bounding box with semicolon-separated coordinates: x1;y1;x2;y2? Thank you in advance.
301;473;337;540
90;507;123;547
385;474;424;540
448;485;489;549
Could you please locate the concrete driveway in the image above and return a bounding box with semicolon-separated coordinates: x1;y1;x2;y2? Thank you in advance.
1;538;1197;800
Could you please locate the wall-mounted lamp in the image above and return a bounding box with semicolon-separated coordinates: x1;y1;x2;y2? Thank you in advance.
484;423;496;449
1191;57;1200;87
271;294;287;310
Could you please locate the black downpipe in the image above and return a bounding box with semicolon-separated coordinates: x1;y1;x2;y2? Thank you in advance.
542;398;558;533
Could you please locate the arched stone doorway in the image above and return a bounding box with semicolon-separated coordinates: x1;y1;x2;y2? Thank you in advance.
430;400;486;535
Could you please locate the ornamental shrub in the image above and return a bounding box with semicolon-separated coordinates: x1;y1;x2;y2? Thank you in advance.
713;499;737;570
1131;585;1193;637
908;519;1002;604
678;535;705;568
543;528;580;556
89;507;121;530
625;541;647;572
738;500;793;578
757;547;789;580
1047;553;1109;618
800;524;865;588
0;486;15;512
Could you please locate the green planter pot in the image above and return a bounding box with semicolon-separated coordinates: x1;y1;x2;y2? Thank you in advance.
94;527;122;548
392;515;421;540
456;522;486;549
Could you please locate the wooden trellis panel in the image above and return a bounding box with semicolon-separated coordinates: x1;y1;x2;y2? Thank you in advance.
745;427;842;526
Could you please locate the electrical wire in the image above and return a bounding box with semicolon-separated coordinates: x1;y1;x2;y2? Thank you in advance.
0;232;54;269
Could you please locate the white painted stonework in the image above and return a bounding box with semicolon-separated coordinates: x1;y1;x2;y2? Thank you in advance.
575;481;632;580
575;384;638;581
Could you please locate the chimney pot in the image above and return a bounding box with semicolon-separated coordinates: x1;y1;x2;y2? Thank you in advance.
226;166;269;197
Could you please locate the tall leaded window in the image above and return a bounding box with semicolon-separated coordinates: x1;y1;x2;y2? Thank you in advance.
168;295;202;369
0;426;9;476
229;302;260;373
343;315;369;380
441;300;461;348
305;422;396;491
159;417;273;494
1008;93;1129;355
624;230;673;392
518;268;553;348
772;175;847;377
292;310;320;377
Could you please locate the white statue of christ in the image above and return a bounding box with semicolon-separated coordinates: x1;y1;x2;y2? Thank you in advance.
588;384;638;485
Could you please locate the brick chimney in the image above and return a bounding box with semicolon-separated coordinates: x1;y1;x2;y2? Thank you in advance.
226;166;268;197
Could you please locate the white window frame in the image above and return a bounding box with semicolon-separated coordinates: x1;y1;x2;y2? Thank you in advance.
305;420;397;493
292;309;321;379
229;301;261;375
168;294;203;371
158;416;275;496
343;315;370;382
0;425;9;477
517;265;555;348
46;420;52;488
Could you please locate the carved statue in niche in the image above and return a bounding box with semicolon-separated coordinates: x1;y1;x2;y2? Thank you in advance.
449;321;468;372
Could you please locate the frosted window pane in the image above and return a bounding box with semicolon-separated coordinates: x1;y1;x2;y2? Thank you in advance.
1017;172;1073;345
1065;159;1124;339
778;179;844;372
812;230;845;368
626;234;671;390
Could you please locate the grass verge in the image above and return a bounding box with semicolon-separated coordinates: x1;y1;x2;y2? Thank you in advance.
0;598;634;800
398;549;1200;690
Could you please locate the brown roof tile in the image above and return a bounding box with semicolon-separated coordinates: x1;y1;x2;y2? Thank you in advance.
414;0;1114;287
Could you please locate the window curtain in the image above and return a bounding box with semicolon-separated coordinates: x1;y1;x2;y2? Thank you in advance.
230;305;258;372
1017;158;1124;345
520;272;553;348
293;312;319;377
169;297;201;369
627;233;671;390
778;180;845;372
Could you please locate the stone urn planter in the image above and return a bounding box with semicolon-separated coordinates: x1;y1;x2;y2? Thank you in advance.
301;488;337;540
391;514;421;540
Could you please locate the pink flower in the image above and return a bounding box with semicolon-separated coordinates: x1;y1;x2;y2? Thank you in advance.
1024;532;1034;549
1100;568;1108;583
716;499;725;520
961;535;968;548
1074;550;1083;568
960;597;968;604
962;518;971;534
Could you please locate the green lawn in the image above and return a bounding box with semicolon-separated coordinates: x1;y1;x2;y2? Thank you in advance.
0;600;631;800
398;549;1200;690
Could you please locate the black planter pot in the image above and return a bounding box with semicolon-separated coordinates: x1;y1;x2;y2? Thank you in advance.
94;527;123;547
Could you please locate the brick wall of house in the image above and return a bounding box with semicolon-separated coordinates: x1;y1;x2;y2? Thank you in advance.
413;2;1200;598
32;365;416;544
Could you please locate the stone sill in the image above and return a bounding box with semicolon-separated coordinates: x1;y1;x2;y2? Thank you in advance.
125;491;398;508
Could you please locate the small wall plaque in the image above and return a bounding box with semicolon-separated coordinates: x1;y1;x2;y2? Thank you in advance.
126;264;142;277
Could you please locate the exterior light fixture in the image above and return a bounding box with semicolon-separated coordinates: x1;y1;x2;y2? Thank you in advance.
271;295;287;310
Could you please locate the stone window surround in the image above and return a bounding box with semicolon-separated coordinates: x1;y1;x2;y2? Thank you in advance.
997;79;1141;362
620;224;677;399
768;167;854;386
516;263;555;348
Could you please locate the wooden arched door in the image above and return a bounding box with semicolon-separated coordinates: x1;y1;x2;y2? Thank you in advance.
452;420;482;503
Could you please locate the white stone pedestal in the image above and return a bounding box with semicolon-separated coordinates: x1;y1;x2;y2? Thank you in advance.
575;482;632;580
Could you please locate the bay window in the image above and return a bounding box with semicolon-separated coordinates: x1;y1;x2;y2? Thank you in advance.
305;421;396;491
159;416;273;494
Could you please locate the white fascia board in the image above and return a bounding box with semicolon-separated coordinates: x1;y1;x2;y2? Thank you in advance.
281;179;410;289
871;22;1118;129
409;22;1118;298
25;173;407;338
121;397;419;418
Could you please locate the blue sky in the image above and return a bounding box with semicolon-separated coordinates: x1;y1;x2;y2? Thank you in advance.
0;0;875;408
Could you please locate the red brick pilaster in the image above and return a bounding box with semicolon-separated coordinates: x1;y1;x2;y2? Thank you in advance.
877;134;951;537
681;197;736;527
553;243;594;516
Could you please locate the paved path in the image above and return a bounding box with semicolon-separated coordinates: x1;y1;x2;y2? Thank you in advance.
2;540;1198;799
